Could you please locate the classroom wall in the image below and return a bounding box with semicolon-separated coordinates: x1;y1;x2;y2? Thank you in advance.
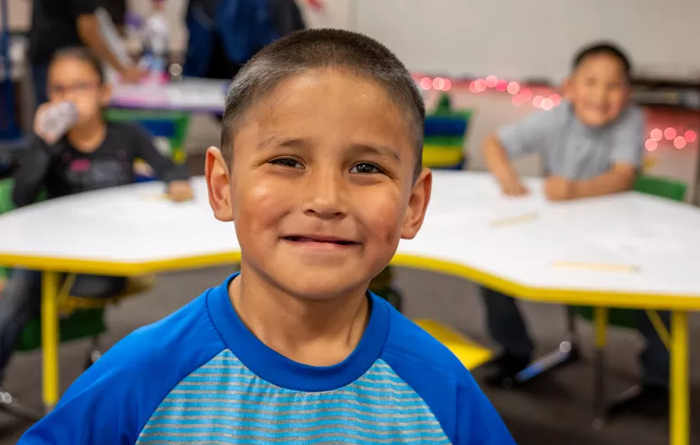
354;0;700;82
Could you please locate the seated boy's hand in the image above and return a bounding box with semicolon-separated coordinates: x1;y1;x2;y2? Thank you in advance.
167;181;194;202
544;176;575;201
500;177;529;197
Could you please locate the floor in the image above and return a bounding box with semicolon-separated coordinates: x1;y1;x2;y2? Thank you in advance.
1;266;699;444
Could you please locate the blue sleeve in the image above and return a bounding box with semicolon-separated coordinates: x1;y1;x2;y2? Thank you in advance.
382;310;515;445
18;291;225;445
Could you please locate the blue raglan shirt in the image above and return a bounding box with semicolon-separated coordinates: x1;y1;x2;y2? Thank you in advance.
19;274;515;444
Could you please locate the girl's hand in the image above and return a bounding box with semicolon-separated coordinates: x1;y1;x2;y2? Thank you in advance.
167;181;194;202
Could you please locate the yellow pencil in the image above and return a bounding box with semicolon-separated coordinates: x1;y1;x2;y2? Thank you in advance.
552;261;640;273
490;213;539;228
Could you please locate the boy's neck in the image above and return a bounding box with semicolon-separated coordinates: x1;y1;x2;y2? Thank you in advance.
67;118;108;153
229;266;371;367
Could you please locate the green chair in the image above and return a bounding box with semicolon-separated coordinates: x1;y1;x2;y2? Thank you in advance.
573;175;686;428
0;178;153;418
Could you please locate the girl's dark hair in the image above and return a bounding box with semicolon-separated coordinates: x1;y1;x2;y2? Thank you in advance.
50;46;106;84
222;29;425;178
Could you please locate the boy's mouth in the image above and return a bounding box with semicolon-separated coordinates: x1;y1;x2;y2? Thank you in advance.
282;235;360;247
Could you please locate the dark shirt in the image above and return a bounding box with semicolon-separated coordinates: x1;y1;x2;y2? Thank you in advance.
104;0;127;27
13;122;190;207
28;0;101;65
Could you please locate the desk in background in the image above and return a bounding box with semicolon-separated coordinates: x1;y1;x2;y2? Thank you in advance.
0;172;698;445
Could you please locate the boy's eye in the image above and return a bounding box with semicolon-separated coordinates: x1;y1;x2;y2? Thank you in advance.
270;158;304;169
350;163;382;174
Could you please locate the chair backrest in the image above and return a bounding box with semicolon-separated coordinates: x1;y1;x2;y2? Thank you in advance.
633;175;687;202
0;177;16;215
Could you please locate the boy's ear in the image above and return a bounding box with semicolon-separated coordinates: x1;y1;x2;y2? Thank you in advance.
100;83;113;107
205;146;234;222
401;168;432;240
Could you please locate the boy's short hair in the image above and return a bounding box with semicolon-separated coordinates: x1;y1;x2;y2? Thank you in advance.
221;29;425;177
572;42;632;81
51;46;106;84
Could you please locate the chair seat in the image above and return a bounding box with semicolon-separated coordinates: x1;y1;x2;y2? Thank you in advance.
16;309;107;352
414;319;493;370
15;275;155;352
60;275;155;313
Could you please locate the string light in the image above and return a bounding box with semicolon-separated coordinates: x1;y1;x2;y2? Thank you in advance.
550;94;562;106
541;98;554;111
415;75;699;150
674;136;687;149
665;127;677;140
532;96;544;109
507;82;520;95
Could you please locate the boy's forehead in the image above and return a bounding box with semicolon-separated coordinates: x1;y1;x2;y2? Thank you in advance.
575;53;626;77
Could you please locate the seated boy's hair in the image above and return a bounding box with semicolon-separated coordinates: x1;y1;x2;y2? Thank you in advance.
572;42;632;81
221;29;425;177
50;46;106;84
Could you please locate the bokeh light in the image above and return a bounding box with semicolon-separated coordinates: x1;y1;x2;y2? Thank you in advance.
650;128;663;142
674;136;687;149
664;127;677;141
532;95;544;108
645;139;658;152
507;82;520;95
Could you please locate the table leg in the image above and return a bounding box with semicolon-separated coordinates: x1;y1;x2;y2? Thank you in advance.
593;307;608;428
41;271;60;413
670;311;689;445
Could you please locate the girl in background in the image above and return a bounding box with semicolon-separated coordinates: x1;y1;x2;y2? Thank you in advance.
0;47;192;405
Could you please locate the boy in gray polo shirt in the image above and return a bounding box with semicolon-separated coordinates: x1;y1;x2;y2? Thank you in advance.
481;43;668;417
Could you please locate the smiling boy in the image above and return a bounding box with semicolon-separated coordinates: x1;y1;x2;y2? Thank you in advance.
19;29;515;444
480;42;667;416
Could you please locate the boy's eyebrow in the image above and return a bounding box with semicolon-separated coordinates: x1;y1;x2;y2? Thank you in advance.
260;136;402;162
347;143;401;162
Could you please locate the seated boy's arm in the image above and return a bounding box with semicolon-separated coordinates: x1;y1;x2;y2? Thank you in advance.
12;138;53;207
568;162;636;199
483;134;528;196
486;110;559;196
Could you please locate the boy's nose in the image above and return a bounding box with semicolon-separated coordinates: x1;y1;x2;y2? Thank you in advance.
302;170;348;219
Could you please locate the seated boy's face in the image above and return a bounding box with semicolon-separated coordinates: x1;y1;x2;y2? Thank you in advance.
566;54;630;127
216;69;430;300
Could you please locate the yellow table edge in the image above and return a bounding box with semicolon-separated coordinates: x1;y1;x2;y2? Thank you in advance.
2;251;699;310
0;251;693;445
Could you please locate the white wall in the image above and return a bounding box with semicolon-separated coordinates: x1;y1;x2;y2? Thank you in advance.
355;0;700;82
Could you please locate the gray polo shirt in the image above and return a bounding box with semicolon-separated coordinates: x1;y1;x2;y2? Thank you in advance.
497;102;644;180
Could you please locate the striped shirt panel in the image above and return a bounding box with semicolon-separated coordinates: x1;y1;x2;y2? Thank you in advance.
136;350;451;444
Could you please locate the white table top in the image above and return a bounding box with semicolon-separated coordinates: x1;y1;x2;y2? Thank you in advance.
1;171;699;309
110;78;228;113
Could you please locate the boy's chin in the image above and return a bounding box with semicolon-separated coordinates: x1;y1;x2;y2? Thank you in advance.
277;273;372;302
